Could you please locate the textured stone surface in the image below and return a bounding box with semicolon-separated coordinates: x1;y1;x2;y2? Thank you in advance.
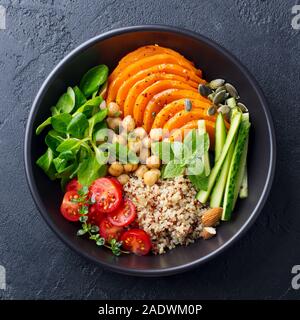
0;0;299;299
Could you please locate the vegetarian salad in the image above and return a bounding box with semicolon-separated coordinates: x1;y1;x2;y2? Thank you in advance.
36;45;250;256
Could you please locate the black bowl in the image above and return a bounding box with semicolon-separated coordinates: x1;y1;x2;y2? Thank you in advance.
24;25;276;276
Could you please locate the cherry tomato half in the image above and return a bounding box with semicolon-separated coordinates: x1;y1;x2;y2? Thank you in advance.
60;191;82;222
107;199;136;227
88;204;105;225
120;229;152;256
89;178;122;213
66;178;82;192
99;218;124;242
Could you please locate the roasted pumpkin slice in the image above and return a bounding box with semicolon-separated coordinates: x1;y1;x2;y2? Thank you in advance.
169;119;217;147
109;45;201;81
144;89;210;132
133;80;197;126
116;64;204;110
151;99;211;130
107;54;201;104
123;74;198;118
163;109;217;132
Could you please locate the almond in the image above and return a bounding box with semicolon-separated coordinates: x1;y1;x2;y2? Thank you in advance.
201;207;223;227
200;227;216;240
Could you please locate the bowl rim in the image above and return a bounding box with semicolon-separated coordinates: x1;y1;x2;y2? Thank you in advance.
24;24;276;276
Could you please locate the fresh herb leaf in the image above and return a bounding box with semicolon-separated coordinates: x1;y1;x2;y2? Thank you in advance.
73;86;87;110
73;96;103;117
188;174;209;191
56;87;75;114
45;130;65;152
56;138;83;153
79;215;88;223
51;113;72;133
77;229;87;236
36;148;53;172
88;109;108;137
67;113;89;138
77;154;106;186
93;122;108;143
50;106;60;116
35;117;51;135
79;65;109;98
162;160;185;179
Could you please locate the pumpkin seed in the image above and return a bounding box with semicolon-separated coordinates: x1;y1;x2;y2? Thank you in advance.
184;99;192;111
209;79;225;90
217;105;231;115
151;111;156;118
215;85;226;94
237;102;248;113
198;84;212;97
213;89;227;105
225;83;239;99
207;105;216;116
207;92;215;101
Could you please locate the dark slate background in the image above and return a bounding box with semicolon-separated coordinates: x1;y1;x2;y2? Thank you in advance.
0;0;299;299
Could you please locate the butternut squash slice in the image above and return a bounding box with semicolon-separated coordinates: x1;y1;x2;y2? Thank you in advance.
109;45;201;81
169;120;216;147
143;89;210;132
133;80;197;126
107;54;201;104
116;64;204;110
151;98;211;130
123;74;198;118
163;110;217;132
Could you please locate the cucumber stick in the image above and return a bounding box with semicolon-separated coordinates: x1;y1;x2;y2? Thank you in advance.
196;110;242;204
222;114;251;221
210;140;235;208
214;113;227;163
233;132;249;206
198;120;211;176
239;166;248;198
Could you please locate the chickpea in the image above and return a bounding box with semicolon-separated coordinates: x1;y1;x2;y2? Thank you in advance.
107;117;122;131
135;165;148;179
146;155;160;169
144;169;159;186
107;102;121;117
128;139;142;153
142;136;151;149
112;134;127;145
117;174;130;185
151;168;161;178
139;147;150;164
122;115;135;132
108;162;124;177
124;163;138;173
149;128;163;141
133;127;147;139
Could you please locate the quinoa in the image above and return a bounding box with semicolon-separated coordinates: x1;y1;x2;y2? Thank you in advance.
123;175;208;254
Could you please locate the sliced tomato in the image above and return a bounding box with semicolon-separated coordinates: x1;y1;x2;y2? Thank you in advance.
66;178;82;192
88;204;105;225
89;178;122;213
108;176;123;189
107;199;136;227
120;229;152;255
99;218;124;242
60;191;82;222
